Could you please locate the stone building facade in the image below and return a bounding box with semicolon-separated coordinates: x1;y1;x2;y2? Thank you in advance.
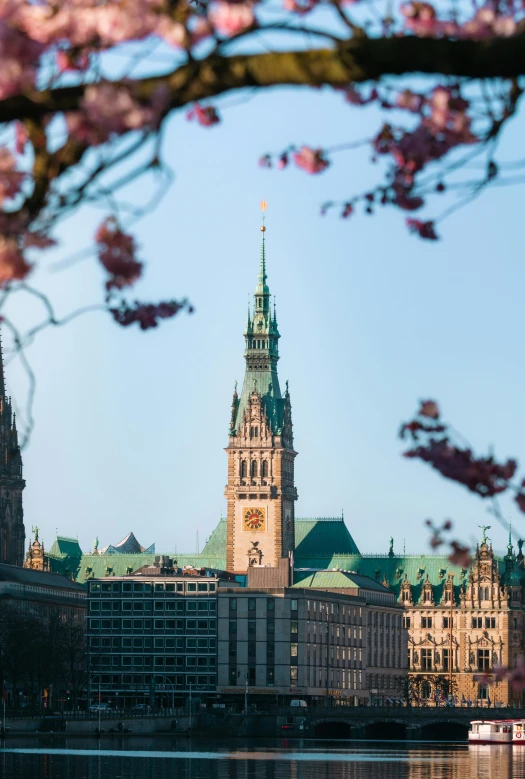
217;575;407;705
404;533;525;706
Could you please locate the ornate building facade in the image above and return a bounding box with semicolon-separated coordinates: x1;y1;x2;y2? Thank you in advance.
0;341;25;566
224;225;297;572
404;531;525;706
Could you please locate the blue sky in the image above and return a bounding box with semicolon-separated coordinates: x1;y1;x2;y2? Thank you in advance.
8;82;525;559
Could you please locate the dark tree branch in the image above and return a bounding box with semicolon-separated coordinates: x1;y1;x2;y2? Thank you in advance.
2;34;525;125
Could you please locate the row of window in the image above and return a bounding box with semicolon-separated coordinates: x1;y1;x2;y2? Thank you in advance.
92;656;216;669
306;667;364;690
240;460;270;476
89;618;216;632
90;600;216;614
229;598;298;612
369;612;403;628
90;581;217;595
307;601;363;621
91;636;217;650
248;339;271;350
306;645;363;667
92;673;214;687
306;622;363;642
405;616;497;630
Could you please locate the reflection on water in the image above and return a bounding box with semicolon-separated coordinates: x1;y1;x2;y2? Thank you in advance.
0;740;525;779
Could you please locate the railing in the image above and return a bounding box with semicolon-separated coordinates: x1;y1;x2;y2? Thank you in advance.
4;707;187;720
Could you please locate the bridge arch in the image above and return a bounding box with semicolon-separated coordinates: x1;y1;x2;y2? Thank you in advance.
364;720;407;740
419;720;468;741
312;720;353;739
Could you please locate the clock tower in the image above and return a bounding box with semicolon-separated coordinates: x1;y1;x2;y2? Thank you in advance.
224;214;297;572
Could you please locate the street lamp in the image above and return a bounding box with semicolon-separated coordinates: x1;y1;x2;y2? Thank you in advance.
154;674;176;710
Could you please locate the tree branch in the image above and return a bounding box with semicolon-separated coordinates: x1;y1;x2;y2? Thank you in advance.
2;34;525;124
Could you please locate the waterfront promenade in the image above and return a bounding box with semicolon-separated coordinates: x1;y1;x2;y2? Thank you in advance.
3;705;524;740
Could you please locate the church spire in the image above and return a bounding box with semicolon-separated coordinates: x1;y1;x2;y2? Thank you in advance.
228;202;288;441
256;206;269;297
0;328;25;566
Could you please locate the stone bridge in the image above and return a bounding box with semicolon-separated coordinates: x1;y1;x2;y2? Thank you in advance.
265;705;525;740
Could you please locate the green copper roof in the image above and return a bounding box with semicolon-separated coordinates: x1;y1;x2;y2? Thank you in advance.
255;230;269;296
293;570;388;592
295;518;360;557
48;536;83;559
201;519;227;557
231;230;284;437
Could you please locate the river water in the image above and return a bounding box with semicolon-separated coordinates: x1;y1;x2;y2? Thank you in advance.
0;739;522;779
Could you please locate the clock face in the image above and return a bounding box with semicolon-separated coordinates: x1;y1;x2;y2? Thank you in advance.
243;507;266;532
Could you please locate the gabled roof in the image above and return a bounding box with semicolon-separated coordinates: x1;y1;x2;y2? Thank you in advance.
48;536;83;560
295;518;360;557
293;569;390;592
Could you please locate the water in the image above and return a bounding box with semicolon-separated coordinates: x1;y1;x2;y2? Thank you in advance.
0;738;522;779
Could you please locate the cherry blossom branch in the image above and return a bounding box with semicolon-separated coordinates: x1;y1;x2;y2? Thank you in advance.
400;399;525;515
3;34;525;126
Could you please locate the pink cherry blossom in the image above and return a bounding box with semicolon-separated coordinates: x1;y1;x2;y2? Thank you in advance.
0;237;32;286
0;22;44;100
110;299;192;330
187;104;221;127
15;122;29;155
283;0;318;13
293;146;330;174
0;148;24;204
396;90;425;113
155;17;186;47
68;82;168;145
95;217;143;291
209;1;255;36
23;232;57;250
56;49;91;73
406;218;439;240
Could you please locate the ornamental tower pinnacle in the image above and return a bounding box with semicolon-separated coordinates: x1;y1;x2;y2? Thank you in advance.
225;204;297;572
0;333;25;566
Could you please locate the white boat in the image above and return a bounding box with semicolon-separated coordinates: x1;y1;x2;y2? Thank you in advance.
512;720;525;744
469;720;512;744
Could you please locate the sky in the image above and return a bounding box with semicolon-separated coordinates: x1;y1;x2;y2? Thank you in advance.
7;80;525;560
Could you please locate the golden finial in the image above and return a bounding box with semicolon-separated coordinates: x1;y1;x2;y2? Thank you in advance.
260;200;267;232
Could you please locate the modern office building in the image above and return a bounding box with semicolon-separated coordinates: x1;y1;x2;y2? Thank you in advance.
86;559;237;708
217;571;407;706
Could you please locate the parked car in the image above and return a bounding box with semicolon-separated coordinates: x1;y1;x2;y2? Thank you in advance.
90;704;110;712
132;704;151;712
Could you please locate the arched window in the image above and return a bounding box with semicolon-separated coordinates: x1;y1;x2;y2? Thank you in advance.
255;427;258;437
421;681;432;700
478;684;488;701
251;461;258;478
484;587;490;600
262;460;269;478
424;590;431;602
240;460;247;478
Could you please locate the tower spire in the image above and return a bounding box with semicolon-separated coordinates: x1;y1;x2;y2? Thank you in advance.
255;200;269;297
